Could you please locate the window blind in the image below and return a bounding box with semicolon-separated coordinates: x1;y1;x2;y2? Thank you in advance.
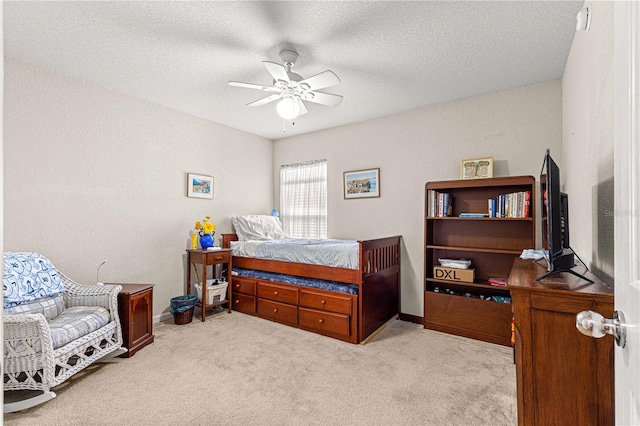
280;159;327;239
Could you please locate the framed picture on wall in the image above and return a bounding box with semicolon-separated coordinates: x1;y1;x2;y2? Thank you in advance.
460;157;494;180
187;173;214;199
344;168;380;199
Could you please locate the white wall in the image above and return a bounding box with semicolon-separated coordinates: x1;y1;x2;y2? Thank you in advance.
3;58;274;320
274;81;562;317
4;57;576;320
562;1;614;284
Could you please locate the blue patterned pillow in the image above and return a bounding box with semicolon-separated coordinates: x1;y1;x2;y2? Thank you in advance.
3;252;65;308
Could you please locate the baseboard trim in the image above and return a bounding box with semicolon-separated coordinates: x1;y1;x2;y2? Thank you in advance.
361;314;398;345
155;312;173;323
156;312;425;327
399;312;423;325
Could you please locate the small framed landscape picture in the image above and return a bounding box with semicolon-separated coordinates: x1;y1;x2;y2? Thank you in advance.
187;173;214;199
460;157;494;180
344;168;380;199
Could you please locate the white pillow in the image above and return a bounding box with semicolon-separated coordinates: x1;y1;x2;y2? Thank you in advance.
231;215;287;241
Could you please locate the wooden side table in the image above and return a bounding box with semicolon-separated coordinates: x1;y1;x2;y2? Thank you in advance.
108;283;155;358
186;249;233;322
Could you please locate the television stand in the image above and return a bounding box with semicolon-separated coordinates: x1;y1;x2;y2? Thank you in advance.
534;267;594;284
535;247;593;283
508;258;613;425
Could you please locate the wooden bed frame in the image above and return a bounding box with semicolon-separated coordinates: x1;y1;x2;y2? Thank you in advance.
222;234;401;343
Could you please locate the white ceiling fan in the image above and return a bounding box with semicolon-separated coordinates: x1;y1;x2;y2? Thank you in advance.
228;50;343;120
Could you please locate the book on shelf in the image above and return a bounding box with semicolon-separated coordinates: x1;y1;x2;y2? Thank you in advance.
427;190;453;217
459;213;488;218
488;199;496;218
488;190;531;218
488;277;508;287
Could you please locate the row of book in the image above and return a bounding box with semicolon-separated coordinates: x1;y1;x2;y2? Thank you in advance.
426;190;453;217
427;189;531;218
488;191;531;218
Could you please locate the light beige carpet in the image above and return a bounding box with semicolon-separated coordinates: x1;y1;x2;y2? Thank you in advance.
4;311;517;425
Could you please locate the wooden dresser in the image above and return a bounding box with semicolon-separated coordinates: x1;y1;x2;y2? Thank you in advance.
508;258;614;426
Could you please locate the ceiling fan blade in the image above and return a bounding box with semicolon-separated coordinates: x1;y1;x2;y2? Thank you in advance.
305;91;343;107
296;98;308;116
298;70;341;91
246;94;282;107
228;81;279;92
263;61;290;84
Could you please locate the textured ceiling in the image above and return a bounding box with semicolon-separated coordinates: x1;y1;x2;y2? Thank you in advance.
4;1;583;140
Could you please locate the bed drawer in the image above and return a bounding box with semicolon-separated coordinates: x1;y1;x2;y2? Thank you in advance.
257;282;298;305
232;276;257;295
257;298;298;326
232;293;256;314
299;307;351;339
299;290;353;315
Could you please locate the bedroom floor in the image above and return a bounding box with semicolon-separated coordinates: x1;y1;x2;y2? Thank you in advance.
4;314;517;425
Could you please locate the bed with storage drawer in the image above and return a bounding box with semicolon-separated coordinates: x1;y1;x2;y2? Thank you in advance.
221;216;401;344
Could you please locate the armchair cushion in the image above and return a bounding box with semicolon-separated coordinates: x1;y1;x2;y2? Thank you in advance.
48;306;111;350
3;252;64;308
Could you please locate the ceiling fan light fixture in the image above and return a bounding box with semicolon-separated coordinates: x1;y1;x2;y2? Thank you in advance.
277;96;301;120
228;49;342;121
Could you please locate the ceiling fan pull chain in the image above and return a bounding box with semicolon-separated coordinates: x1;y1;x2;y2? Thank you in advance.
283;118;287;133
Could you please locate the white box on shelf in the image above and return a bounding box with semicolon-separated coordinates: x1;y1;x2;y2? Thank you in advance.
194;280;228;305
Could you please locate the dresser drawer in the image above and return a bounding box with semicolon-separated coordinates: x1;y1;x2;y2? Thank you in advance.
257;282;298;305
257;298;298;326
299;290;353;315
299;307;351;339
232;276;257;295
232;293;256;314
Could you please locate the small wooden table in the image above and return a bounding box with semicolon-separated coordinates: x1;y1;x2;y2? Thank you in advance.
107;283;155;358
186;249;233;322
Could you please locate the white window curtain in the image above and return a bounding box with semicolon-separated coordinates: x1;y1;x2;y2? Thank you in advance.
280;159;327;239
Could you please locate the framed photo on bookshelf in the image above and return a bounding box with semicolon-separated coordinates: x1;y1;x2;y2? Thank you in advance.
343;168;380;199
187;173;214;199
460;157;494;180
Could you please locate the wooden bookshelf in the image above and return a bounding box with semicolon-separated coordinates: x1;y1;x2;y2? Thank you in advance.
424;175;535;346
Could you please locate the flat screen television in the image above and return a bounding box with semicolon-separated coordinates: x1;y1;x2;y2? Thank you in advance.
536;148;592;282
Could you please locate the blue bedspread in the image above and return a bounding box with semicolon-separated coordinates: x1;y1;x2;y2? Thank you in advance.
233;268;359;295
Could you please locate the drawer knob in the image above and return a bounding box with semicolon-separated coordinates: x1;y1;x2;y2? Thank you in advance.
234;300;240;304
318;318;325;324
273;308;279;313
274;291;279;296
214;256;224;260
321;300;326;305
235;284;240;289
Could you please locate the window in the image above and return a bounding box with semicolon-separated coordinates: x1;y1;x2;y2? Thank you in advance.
280;159;327;238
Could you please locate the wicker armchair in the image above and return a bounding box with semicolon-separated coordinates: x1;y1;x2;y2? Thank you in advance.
3;253;125;413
